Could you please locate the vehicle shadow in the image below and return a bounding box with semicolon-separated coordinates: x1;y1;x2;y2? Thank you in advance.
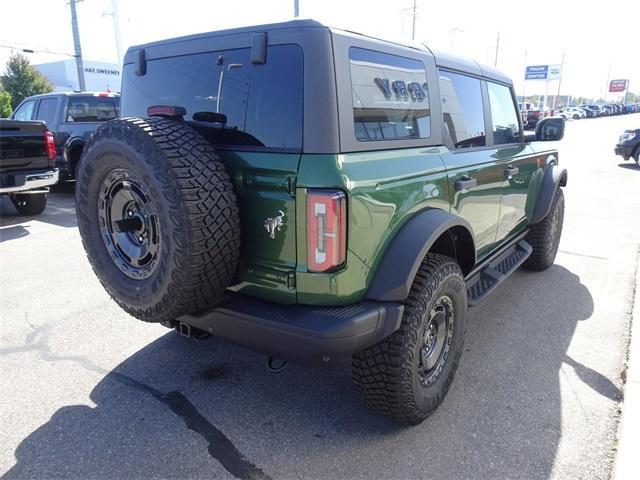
617;162;640;170
3;265;604;479
0;184;77;235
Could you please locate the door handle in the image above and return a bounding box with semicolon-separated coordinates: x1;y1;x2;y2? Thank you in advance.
454;176;478;191
504;166;519;178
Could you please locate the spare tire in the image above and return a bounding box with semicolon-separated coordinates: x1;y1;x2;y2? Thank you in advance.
76;117;240;322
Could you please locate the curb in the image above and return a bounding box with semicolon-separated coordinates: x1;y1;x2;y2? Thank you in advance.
613;251;640;480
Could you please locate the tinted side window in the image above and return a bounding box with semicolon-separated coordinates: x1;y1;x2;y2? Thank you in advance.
66;96;120;122
35;98;58;127
349;47;430;142
13;100;35;121
487;82;522;144
438;71;486;149
122;45;303;150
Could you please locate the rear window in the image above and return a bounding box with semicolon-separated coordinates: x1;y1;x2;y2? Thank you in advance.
349;47;430;142
121;44;303;151
66;96;120;122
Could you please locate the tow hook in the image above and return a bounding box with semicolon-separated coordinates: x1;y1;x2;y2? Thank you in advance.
267;357;288;373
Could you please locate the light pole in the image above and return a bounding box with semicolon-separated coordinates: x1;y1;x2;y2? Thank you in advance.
294;0;299;17
449;28;463;51
411;0;417;41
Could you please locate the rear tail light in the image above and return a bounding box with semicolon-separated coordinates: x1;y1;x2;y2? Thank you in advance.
307;190;347;272
44;131;56;162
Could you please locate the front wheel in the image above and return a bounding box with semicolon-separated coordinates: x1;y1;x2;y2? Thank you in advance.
352;253;468;425
573;114;579;120
523;188;565;271
11;193;47;216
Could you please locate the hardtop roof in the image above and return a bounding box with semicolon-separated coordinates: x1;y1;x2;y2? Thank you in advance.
125;18;512;85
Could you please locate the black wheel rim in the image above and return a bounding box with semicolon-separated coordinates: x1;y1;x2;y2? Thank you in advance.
419;295;454;387
548;198;562;252
98;168;160;280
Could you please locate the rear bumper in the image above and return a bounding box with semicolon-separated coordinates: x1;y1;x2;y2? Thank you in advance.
0;168;59;194
176;294;404;367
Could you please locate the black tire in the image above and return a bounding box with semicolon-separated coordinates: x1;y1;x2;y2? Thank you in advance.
633;147;639;166
352;254;468;425
76;117;241;323
11;193;47;215
573;114;579;120
523;188;564;271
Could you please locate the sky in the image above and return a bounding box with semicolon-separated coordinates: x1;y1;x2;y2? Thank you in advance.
1;0;639;100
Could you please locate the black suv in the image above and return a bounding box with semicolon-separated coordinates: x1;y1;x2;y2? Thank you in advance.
615;128;640;165
11;92;120;180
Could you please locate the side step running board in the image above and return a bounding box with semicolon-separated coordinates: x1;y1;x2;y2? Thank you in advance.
465;240;532;306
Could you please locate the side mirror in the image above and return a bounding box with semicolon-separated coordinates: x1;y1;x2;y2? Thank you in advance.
535;117;565;141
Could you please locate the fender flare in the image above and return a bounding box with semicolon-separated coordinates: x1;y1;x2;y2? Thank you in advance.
366;209;475;302
64;137;86;163
530;165;568;224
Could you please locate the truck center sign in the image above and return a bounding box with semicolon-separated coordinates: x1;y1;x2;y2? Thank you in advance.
525;64;562;81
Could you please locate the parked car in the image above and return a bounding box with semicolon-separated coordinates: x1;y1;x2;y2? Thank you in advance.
75;19;567;424
586;104;606;116
558;107;586;120
615;129;640;165
522;107;548;129
578;105;598;118
0;119;59;215
11;92;120;180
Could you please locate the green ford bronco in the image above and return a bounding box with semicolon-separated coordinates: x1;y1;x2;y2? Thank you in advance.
77;20;567;424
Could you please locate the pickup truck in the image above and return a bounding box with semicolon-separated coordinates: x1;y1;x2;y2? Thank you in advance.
11;92;120;180
0;119;59;215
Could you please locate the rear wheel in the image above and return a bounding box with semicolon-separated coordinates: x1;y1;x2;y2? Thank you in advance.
573;114;579;120
352;254;468;425
523;188;564;271
11;193;47;216
633;147;639;166
76;117;241;323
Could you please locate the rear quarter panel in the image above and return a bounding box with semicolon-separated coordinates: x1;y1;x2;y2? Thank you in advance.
296;147;449;305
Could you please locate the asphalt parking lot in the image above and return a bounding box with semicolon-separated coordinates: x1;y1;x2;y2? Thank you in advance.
1;113;639;480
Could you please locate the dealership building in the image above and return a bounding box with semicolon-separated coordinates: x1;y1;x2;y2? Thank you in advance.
35;59;121;92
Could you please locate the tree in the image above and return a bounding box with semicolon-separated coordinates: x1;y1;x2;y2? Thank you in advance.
0;89;11;118
1;53;53;109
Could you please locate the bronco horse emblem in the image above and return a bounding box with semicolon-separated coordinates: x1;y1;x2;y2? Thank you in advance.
264;210;285;239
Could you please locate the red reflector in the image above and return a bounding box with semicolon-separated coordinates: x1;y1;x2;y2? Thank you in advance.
147;105;186;118
44;131;56;162
307;190;347;273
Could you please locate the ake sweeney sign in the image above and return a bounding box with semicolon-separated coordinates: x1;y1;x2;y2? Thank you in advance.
525;64;562;81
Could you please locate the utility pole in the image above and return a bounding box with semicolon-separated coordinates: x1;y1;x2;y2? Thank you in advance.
294;0;299;17
411;0;417;41
522;50;527;109
111;0;123;64
553;50;565;110
494;32;500;67
604;59;611;102
69;0;86;91
623;80;630;105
